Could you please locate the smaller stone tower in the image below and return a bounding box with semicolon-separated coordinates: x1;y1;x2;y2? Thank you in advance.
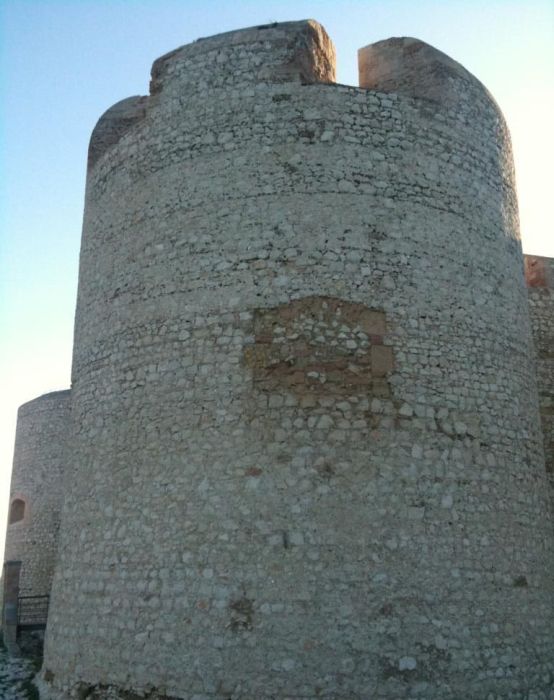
2;390;70;649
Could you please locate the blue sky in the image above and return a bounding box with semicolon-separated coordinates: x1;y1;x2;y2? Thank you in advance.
0;0;552;553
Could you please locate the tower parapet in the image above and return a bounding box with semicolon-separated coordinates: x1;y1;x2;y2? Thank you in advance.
358;37;498;109
88;21;335;171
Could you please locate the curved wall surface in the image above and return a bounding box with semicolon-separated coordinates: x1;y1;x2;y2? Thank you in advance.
3;390;70;597
41;21;553;699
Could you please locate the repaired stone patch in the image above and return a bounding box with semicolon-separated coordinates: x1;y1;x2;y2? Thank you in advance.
243;296;392;397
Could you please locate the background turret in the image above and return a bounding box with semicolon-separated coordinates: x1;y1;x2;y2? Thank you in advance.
2;390;70;650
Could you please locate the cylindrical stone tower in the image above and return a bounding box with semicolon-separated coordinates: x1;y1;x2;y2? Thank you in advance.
41;21;553;699
2;390;70;646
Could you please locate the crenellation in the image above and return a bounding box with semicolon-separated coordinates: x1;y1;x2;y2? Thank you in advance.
88;96;148;170
358;37;500;114
149;20;336;96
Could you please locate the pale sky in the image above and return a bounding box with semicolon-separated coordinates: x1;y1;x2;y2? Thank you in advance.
0;0;553;559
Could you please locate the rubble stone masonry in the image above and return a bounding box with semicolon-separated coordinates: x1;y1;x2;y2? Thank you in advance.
525;255;554;492
4;18;549;700
3;391;70;599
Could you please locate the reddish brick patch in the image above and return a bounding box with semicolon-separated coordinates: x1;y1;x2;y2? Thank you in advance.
524;256;552;288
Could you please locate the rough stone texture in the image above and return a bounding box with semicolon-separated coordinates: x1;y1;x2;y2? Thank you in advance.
243;298;392;396
88;96;148;170
149;20;336;95
2;561;22;652
30;19;554;700
0;644;38;700
3;391;70;601
358;37;498;110
525;255;554;492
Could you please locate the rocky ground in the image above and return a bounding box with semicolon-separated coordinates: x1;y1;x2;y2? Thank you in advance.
0;645;39;699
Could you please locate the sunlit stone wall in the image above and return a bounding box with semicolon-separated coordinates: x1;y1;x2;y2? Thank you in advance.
40;21;553;700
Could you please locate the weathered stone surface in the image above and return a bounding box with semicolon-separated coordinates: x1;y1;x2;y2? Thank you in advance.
88;96;148;169
2;391;70;605
243;297;392;396
358;36;499;111
150;20;336;95
525;255;554;490
8;19;551;700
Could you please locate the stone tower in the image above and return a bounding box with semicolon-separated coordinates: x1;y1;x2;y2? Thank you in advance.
2;390;70;649
38;20;553;699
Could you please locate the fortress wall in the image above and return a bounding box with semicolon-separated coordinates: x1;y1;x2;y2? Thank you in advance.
525;255;554;491
3;390;70;598
41;21;553;699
